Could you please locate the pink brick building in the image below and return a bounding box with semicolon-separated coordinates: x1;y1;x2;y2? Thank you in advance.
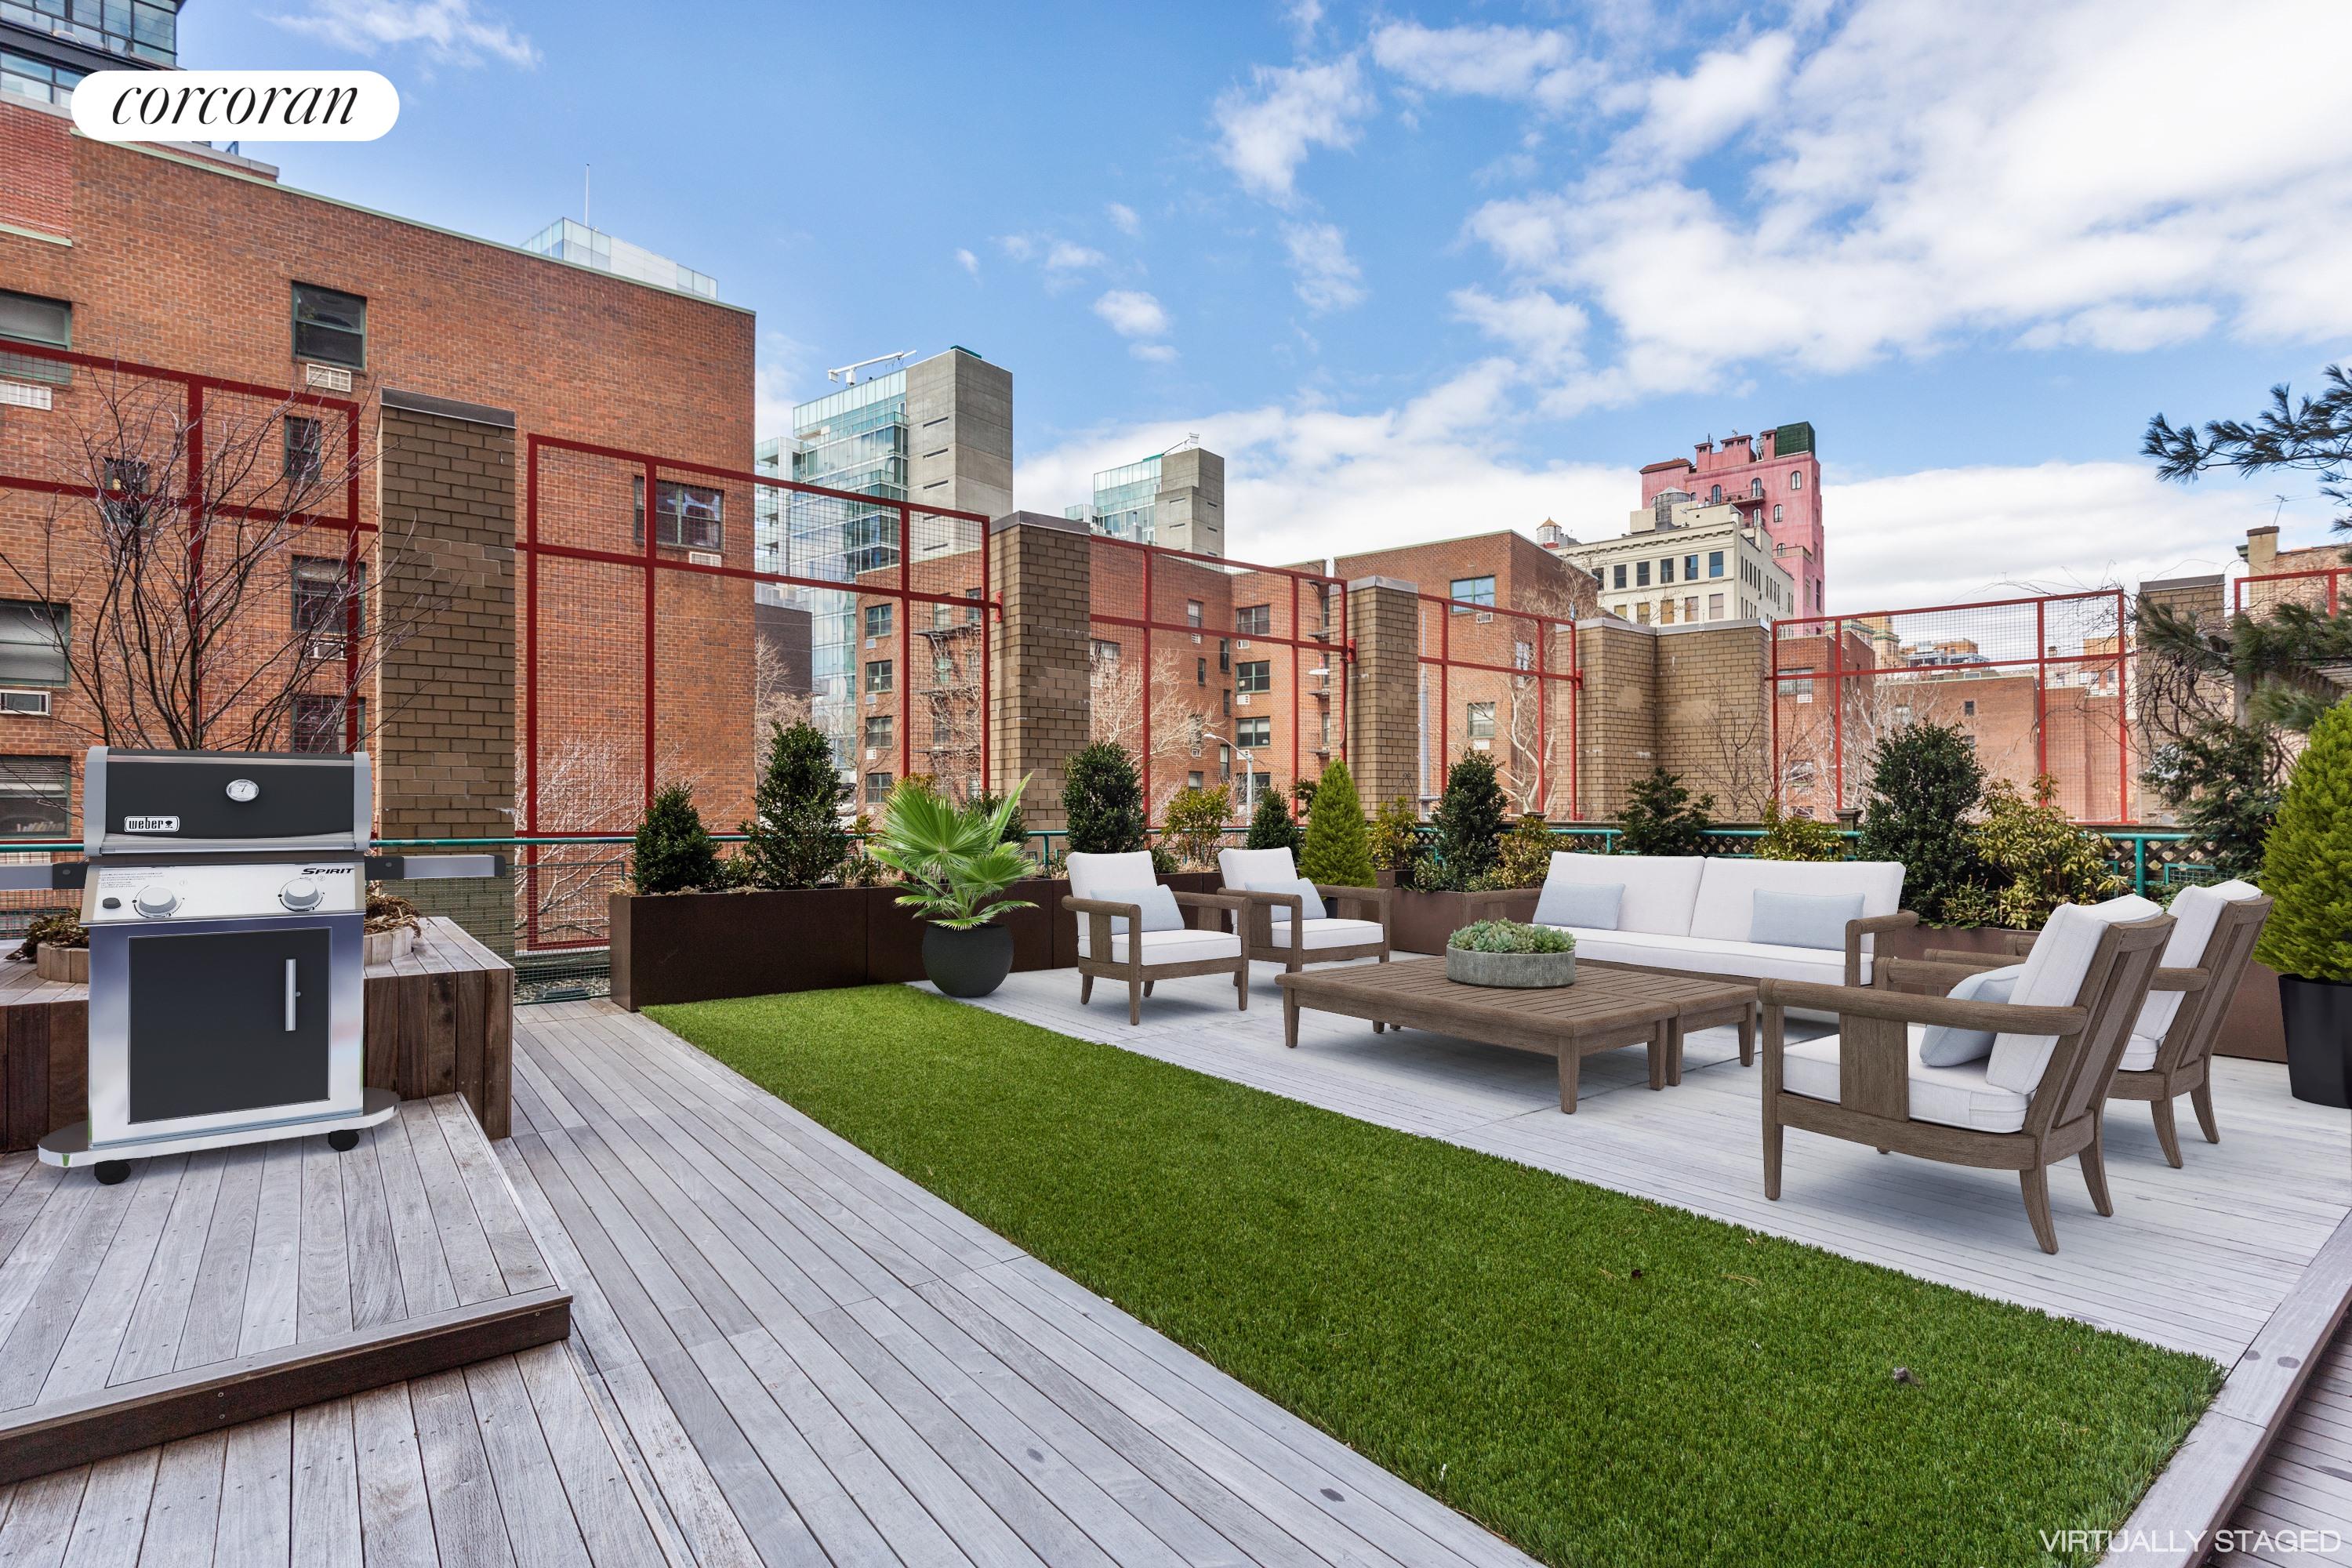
1639;423;1824;616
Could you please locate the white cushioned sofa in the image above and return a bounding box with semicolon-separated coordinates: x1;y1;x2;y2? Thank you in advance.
1477;852;1916;996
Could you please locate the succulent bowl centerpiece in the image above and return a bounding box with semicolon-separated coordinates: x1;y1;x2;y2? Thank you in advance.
1445;919;1576;989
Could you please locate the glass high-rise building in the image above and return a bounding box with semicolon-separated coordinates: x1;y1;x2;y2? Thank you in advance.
2;0;180;108
1066;456;1162;543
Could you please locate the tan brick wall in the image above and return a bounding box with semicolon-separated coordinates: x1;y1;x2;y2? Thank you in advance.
376;402;515;841
1574;621;1657;822
1345;580;1419;812
991;516;1091;830
1656;622;1771;818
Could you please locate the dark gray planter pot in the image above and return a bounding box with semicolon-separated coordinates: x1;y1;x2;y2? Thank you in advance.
1445;946;1576;989
2280;975;2352;1109
923;924;1015;999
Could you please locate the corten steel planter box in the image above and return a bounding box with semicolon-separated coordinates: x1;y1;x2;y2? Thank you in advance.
1392;887;1537;956
1876;922;2287;1063
869;880;1064;984
610;887;867;1010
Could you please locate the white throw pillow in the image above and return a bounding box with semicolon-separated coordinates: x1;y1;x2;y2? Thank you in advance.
1918;964;2024;1067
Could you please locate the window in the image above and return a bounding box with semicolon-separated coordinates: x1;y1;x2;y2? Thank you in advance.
1612;564;1628;590
1635;602;1652;625
1236;717;1271;748
1791;470;1805;490
1221;690;1231;716
1196;657;1207;687
1246;771;1273;804
290;283;366;369
865;659;893;693
0;756;68;837
1660;598;1676;625
292;557;364;647
100;458;154;532
1709;550;1725;578
292;695;362;753
932;713;955;746
1750;477;1765;499
1465;702;1497;740
1786;666;1815;701
1661;557;1675;584
632;477;723;550
1708;593;1725;620
0;601;67;686
0;54;86;109
864;602;892;639
1450;576;1495;609
931;601;951;630
1773;504;1784;524
0;289;71;387
1686;554;1700;580
863;713;893;750
1185;600;1203;629
933;651;956;682
1685;597;1699;622
1218;639;1229;673
965;586;983;626
866;772;893;806
1709;485;1723;503
283;416;323;483
1218;744;1232;781
1090;638;1120;665
1188;771;1204;789
1235;604;1272;636
1963;699;1977;717
1635;561;1650;588
1236;659;1271;694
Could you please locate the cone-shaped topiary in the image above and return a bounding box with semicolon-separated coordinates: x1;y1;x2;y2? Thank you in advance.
1430;753;1507;887
1245;783;1303;855
1063;742;1149;855
1618;765;1715;857
2256;697;2352;982
737;720;851;888
632;782;722;894
1299;760;1374;886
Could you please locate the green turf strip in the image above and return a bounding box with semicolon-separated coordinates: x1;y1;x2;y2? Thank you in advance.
650;984;2216;1568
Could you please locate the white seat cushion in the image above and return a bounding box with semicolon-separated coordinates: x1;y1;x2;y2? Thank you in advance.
2136;879;2262;1043
1539;853;1704;937
1690;858;1905;962
1261;917;1385;952
1783;1027;2032;1133
1984;895;2164;1095
1216;847;1298;891
1533;925;1862;986
1067;851;1162;904
1076;927;1243;964
2119;1033;2159;1073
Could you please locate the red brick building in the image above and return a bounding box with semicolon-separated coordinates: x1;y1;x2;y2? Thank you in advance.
0;94;757;838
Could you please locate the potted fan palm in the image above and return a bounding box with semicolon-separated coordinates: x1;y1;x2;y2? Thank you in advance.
869;774;1039;998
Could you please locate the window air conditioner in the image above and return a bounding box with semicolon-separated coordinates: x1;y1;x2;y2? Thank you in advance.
1471;738;1490;751
1475;611;1494;623
0;689;50;717
303;363;354;394
688;550;721;568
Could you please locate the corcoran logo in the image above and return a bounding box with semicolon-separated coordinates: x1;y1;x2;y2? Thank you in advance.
71;71;400;143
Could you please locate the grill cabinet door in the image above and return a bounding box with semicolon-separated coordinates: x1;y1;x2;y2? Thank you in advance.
126;927;332;1125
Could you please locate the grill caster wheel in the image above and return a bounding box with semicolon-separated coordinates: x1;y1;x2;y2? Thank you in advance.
94;1160;130;1185
328;1130;359;1152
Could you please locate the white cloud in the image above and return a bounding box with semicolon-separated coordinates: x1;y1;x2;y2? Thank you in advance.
1451;287;1589;372
954;247;979;277
1046;240;1107;273
269;0;537;66
1131;343;1179;364
1369;21;1588;111
1106;202;1141;236
1280;221;1366;314
996;234;1107;291
1284;0;1323;47
1093;289;1172;340
1214;56;1374;205
1460;0;2352;412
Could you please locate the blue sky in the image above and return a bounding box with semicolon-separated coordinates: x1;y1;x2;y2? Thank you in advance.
189;0;2352;608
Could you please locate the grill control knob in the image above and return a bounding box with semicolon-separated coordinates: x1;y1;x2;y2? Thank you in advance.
279;877;323;912
132;885;178;919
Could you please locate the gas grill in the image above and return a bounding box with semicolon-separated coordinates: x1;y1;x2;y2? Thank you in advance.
4;748;498;1184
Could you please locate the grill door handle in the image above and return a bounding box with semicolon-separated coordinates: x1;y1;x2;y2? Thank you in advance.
285;958;299;1032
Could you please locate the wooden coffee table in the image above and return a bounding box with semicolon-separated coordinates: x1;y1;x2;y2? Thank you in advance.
1276;958;1758;1112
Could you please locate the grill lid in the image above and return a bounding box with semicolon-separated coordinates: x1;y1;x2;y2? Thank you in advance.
84;748;372;857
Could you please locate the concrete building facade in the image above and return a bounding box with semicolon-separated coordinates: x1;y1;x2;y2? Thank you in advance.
1638;423;1824;617
1063;441;1225;556
1553;497;1797;627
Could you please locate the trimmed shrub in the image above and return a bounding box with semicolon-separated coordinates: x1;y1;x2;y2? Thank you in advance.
2256;698;2352;982
632;782;722;895
1618;766;1715;857
2141;721;2283;881
1064;742;1148;856
736;720;851;889
1430;753;1507;887
1857;722;1985;924
1754;800;1846;862
1369;797;1425;877
1160;784;1232;870
1299;760;1375;886
1245;785;1304;855
1494;814;1558;887
1952;775;2124;930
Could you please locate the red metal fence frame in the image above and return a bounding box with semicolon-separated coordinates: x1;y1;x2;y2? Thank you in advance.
2235;567;2345;617
1415;593;1581;818
521;433;998;838
1769;588;2132;822
1085;533;1348;812
0;339;370;750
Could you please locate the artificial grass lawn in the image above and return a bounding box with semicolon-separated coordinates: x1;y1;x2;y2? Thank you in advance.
651;985;2219;1568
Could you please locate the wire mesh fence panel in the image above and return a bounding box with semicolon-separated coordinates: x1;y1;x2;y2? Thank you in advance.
1088;535;1345;823
1415;593;1581;818
2235;568;2344;618
1770;590;2133;821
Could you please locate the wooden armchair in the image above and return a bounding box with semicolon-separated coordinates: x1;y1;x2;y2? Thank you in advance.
1063;851;1250;1026
1215;848;1391;974
1760;900;2173;1254
1917;884;2273;1167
